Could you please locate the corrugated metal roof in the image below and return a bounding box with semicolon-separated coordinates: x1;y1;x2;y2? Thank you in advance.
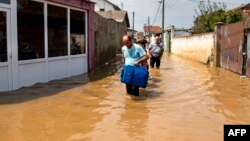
96;11;130;27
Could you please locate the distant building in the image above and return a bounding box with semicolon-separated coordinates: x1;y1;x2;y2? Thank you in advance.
228;3;250;18
91;0;121;11
127;28;137;39
143;26;162;36
143;26;162;44
136;32;144;42
170;26;191;37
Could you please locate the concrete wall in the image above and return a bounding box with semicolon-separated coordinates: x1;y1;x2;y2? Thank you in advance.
171;33;215;64
94;13;127;67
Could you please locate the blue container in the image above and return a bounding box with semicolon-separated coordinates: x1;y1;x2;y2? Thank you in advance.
120;65;134;84
120;65;149;88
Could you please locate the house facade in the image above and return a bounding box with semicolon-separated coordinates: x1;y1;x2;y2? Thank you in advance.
90;0;120;11
143;25;162;36
0;0;95;92
229;3;250;18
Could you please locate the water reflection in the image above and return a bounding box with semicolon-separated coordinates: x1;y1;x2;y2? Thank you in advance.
202;67;250;123
119;98;150;140
0;53;250;141
0;82;109;141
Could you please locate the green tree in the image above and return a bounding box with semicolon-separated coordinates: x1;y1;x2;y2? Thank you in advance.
192;0;243;34
192;0;226;34
226;9;244;23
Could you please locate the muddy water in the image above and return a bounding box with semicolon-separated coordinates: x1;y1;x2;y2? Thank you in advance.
0;54;250;141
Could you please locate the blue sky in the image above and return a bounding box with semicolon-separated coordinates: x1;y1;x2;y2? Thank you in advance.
109;0;249;32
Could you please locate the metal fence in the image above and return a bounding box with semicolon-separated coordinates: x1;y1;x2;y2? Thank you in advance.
219;22;244;74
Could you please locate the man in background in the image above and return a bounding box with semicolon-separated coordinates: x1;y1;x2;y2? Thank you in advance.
149;36;164;69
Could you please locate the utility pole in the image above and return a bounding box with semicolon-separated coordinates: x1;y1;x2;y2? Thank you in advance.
162;0;165;43
148;16;150;37
121;2;124;10
132;11;135;39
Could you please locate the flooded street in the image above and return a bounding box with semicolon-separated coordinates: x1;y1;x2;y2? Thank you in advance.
0;54;250;141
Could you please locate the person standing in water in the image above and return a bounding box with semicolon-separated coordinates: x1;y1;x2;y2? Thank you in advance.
121;35;149;96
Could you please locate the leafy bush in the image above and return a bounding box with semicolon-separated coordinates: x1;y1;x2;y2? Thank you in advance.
192;0;243;34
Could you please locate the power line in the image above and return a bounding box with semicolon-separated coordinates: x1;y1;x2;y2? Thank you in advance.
165;0;180;8
152;1;162;25
165;0;178;6
127;11;148;19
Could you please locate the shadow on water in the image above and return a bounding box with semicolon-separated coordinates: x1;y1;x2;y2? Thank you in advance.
0;55;124;104
147;77;161;88
129;75;163;101
0;74;90;104
140;91;163;100
88;54;124;81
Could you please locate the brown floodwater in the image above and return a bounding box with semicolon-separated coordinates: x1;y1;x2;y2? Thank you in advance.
0;54;250;141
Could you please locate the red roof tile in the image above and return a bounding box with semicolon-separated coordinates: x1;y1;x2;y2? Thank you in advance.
143;26;162;33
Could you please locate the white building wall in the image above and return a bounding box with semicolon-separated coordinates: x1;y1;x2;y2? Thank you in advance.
91;0;115;11
171;33;215;64
0;0;89;92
